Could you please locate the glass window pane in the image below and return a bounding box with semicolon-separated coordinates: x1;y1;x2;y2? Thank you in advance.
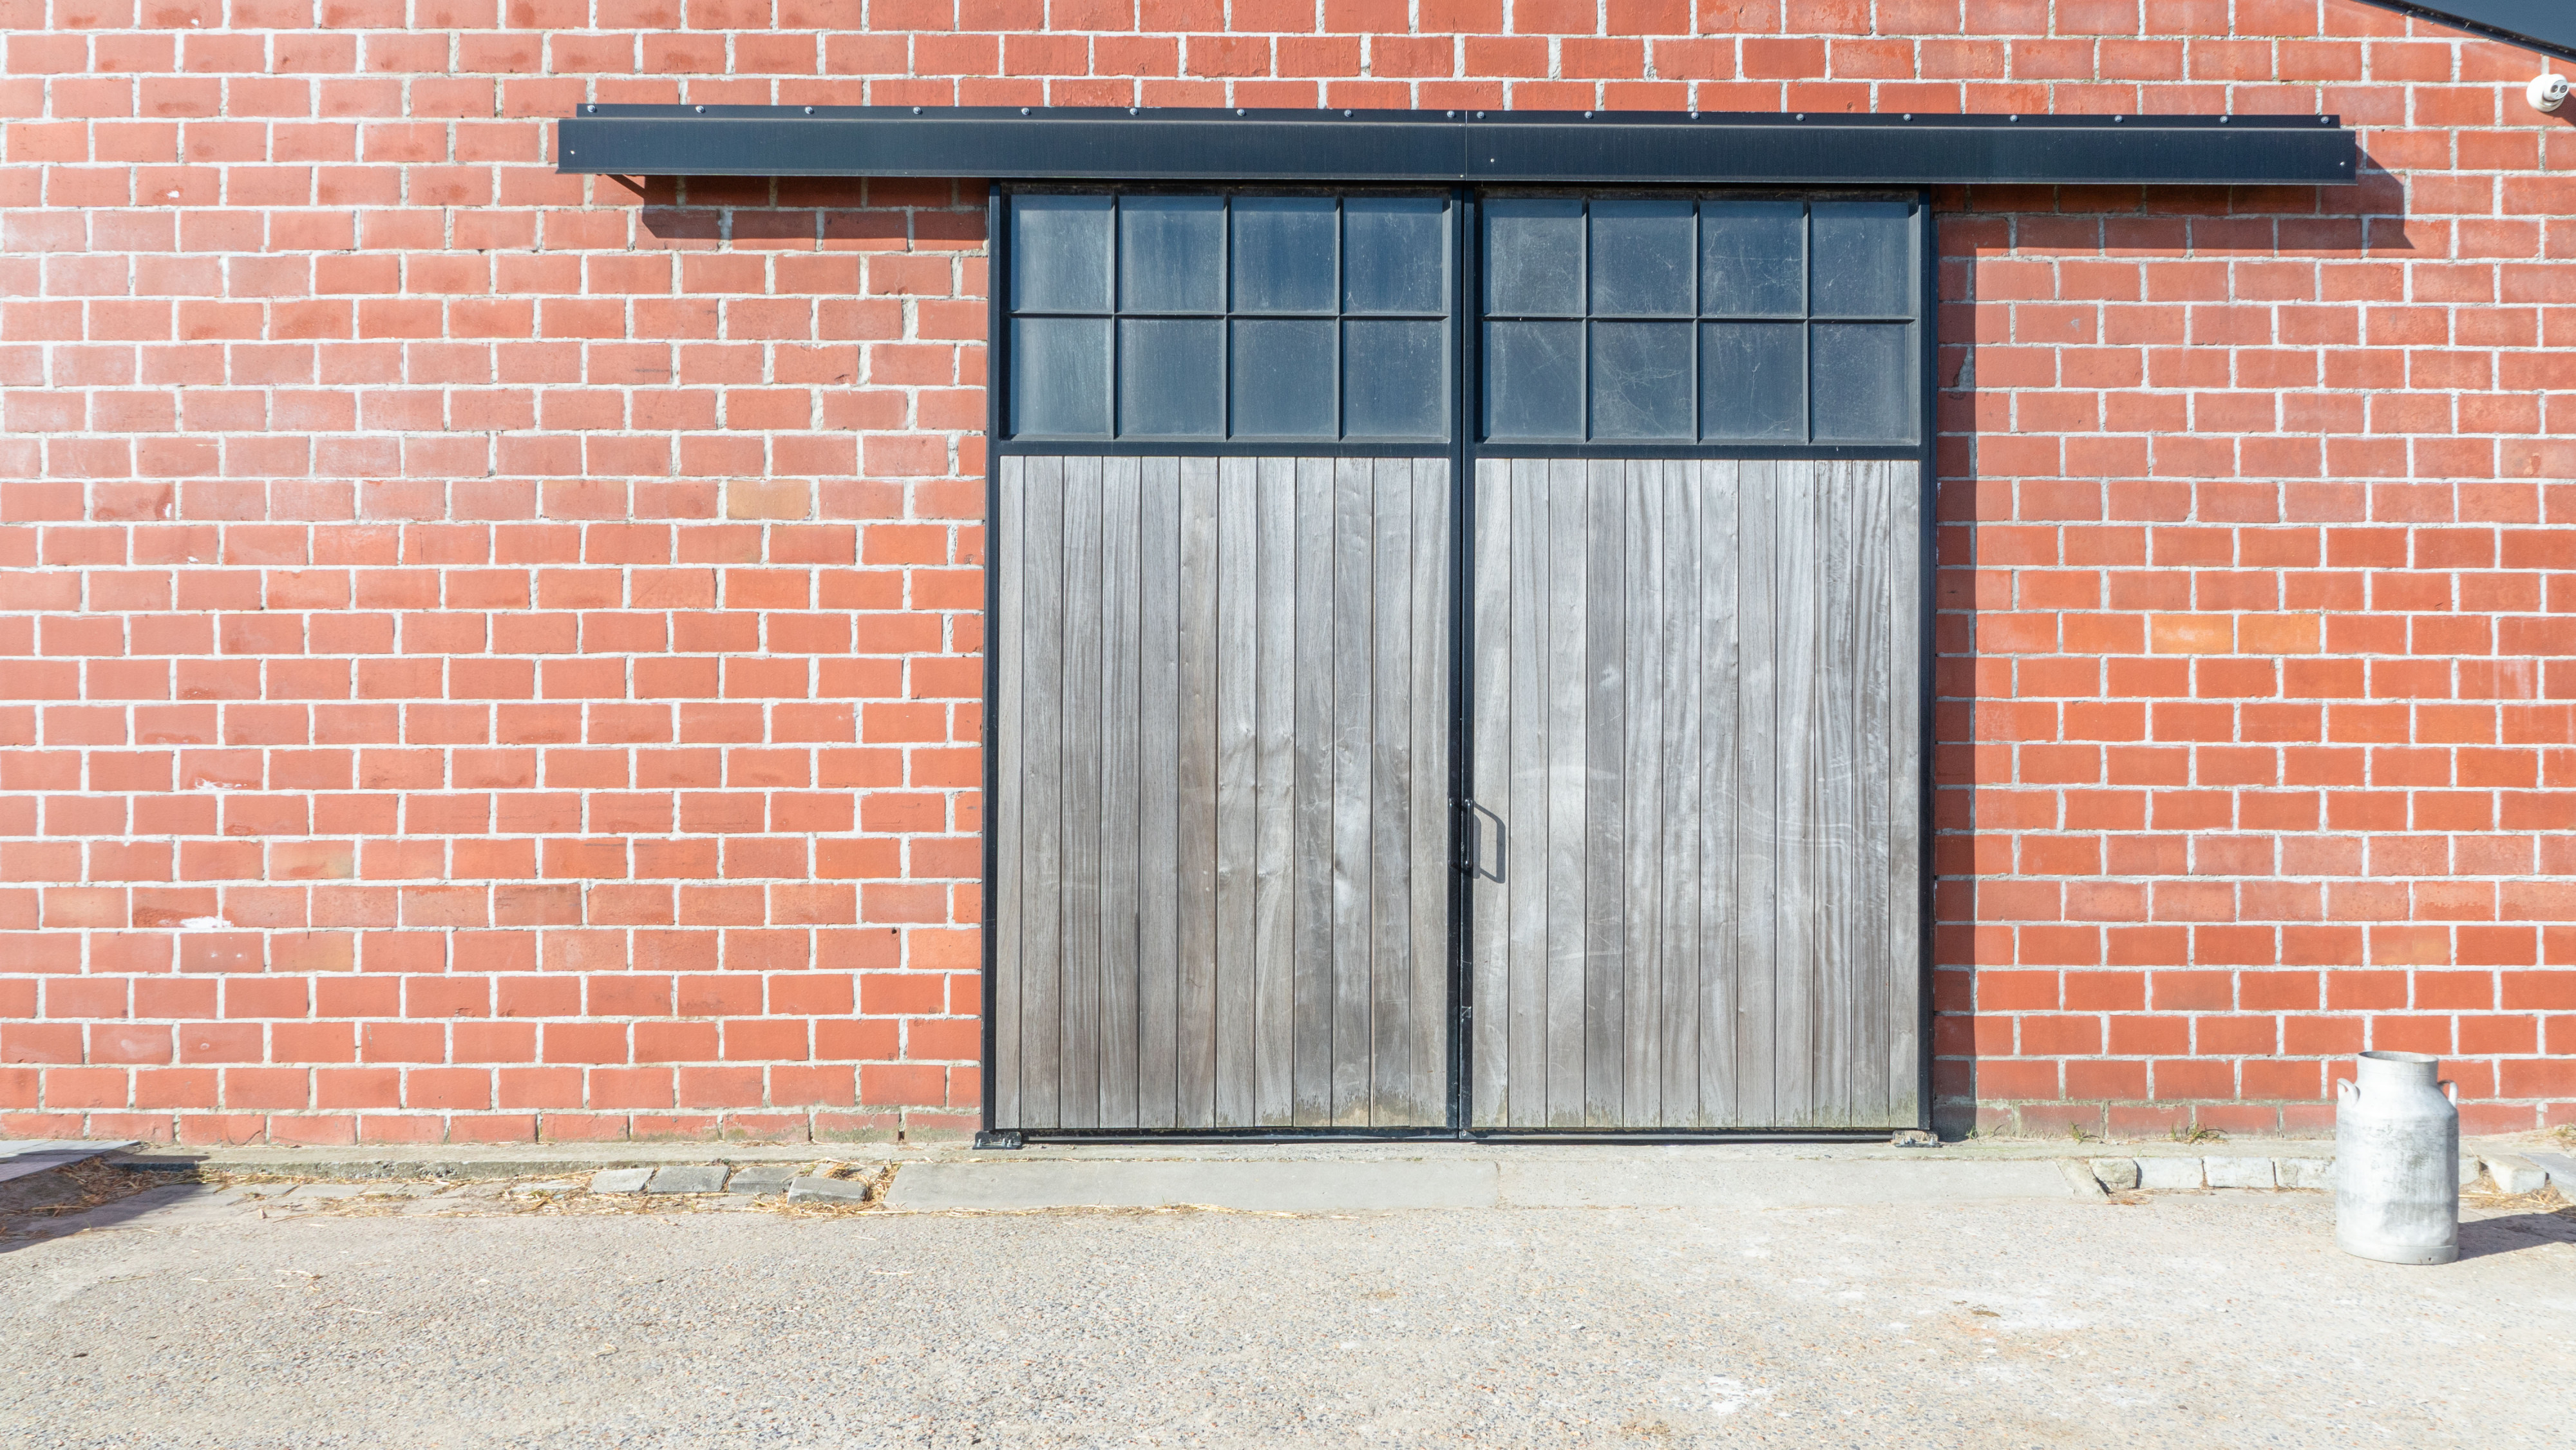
1482;198;1584;317
1230;320;1336;438
1699;199;1804;318
1809;200;1915;319
1231;197;1337;314
1343;197;1448;315
1343;320;1445;439
1482;320;1582;440
1118;318;1224;436
1588;200;1694;317
1010;316;1112;437
1809;322;1916;443
1589;322;1692;440
1010;195;1113;314
1119;195;1225;314
1700;322;1803;442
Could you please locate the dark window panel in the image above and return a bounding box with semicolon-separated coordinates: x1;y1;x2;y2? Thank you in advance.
1589;321;1694;439
1119;195;1226;314
1230;319;1338;438
1483;320;1584;440
1010;195;1114;314
1588;199;1695;318
1482;198;1585;317
1343;319;1448;439
1010;316;1113;437
1117;318;1225;436
1699;198;1806;319
1231;196;1338;314
1809;321;1916;443
1808;200;1915;319
1343;196;1449;316
1699;321;1805;442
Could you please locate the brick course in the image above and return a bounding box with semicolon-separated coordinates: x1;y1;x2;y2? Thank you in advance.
3;0;2570;1141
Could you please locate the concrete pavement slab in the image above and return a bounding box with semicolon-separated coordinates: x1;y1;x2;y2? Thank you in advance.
887;1158;1501;1211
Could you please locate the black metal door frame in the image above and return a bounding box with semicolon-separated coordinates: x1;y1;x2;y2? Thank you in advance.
977;182;1936;1146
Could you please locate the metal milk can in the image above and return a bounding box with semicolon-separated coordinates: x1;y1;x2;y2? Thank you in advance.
2334;1050;2459;1265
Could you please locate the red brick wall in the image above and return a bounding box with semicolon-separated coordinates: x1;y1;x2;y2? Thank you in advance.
3;0;2569;1143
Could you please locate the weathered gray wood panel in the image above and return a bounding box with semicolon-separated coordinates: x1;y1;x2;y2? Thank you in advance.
1468;457;1924;1130
994;453;1452;1130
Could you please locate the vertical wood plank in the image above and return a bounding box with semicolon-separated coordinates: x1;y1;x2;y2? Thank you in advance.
1848;460;1894;1126
1771;458;1819;1127
1368;457;1414;1124
992;455;1025;1129
1213;456;1260;1127
1017;454;1065;1130
1818;459;1862;1127
1135;457;1182;1130
1542;457;1588;1128
1174;456;1220;1129
1658;457;1703;1125
1329;456;1376;1125
1697;460;1742;1127
1057;455;1105;1130
1407;457;1451;1125
1252;455;1298;1127
1619;459;1663;1127
1097;455;1143;1130
1730;460;1776;1128
1292;457;1338;1127
1582;457;1627;1128
1470;459;1516;1127
1888;461;1926;1126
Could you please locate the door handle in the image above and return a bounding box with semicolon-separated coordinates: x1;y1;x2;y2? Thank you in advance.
1456;799;1505;882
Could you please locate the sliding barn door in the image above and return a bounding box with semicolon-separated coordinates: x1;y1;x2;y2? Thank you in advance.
1466;457;1923;1130
992;453;1452;1131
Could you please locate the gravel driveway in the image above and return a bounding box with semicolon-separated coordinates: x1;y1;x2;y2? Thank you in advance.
3;1181;2569;1448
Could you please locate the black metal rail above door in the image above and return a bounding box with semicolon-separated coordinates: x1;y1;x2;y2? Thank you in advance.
555;106;2358;187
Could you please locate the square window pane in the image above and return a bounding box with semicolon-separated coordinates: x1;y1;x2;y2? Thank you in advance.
1010;195;1113;314
1343;197;1448;315
1809;322;1916;443
1588;200;1694;317
1482;320;1582;441
1230;320;1336;438
1343;319;1446;439
1231;196;1337;314
1700;322;1803;442
1118;318;1224;436
1119;195;1225;314
1482;198;1584;318
1700;199;1804;318
1010;316;1111;437
1589;321;1692;440
1809;200;1915;318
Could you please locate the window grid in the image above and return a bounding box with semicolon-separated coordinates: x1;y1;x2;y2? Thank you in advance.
1478;196;1918;446
1006;191;1454;443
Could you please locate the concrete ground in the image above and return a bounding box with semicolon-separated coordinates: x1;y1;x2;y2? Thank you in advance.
2;1166;2571;1449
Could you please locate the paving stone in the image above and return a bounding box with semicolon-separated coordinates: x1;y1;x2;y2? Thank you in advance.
645;1165;728;1195
2135;1158;2205;1191
2088;1158;2141;1192
786;1175;873;1205
2481;1154;2548;1195
589;1169;653;1195
504;1179;583;1197
2275;1158;2335;1190
2204;1157;2276;1189
2058;1159;2108;1201
726;1167;796;1196
2528;1151;2576;1195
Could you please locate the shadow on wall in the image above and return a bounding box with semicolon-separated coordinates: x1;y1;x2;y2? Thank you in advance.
1932;155;2425;1140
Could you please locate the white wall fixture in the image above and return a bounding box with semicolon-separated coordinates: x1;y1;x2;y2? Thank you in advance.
2530;73;2571;113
